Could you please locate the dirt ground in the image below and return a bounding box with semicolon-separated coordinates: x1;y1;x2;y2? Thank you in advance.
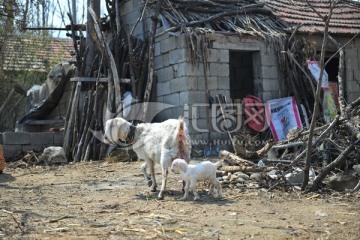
0;158;359;240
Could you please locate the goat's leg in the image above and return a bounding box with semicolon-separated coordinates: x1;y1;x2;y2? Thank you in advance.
147;160;157;192
140;160;152;187
158;167;168;199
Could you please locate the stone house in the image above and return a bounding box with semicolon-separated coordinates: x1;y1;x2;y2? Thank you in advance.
118;0;360;152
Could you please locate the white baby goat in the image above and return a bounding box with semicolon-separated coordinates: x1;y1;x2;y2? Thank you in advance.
105;117;191;199
171;158;222;201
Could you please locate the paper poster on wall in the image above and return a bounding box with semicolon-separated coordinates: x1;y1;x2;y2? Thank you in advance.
265;97;303;142
307;60;329;88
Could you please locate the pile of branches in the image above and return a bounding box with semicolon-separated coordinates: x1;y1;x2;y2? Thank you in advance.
221;98;360;192
63;2;149;161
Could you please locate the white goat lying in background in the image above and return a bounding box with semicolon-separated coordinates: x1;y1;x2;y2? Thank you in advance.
105;117;191;199
170;158;222;201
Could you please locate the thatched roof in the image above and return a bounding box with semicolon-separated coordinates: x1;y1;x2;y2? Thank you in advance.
262;0;360;35
151;0;289;39
150;0;360;38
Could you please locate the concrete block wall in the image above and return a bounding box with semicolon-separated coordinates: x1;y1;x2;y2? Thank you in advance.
152;32;283;153
0;131;63;161
119;0;151;40
345;38;360;103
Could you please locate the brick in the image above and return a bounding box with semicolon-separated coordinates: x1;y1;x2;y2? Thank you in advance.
2;132;30;145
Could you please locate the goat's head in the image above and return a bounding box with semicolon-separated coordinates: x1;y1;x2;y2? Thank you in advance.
104;117;132;144
170;158;188;174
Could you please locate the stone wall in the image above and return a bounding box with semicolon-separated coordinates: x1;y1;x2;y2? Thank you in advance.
0;132;63;161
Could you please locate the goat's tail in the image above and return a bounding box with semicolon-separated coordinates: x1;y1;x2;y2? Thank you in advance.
176;117;191;161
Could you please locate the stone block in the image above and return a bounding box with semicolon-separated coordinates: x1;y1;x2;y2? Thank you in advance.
180;91;206;105
170;77;197;93
2;144;23;160
155;66;174;82
154;55;163;70
156;81;171;96
172;106;184;118
208;63;229;77
54;132;64;145
154;42;161;56
163;93;180;106
260;52;277;65
2;132;30;145
174;62;204;77
207;49;219;63
207;76;218;90
30;132;54;145
120;0;134;15
161;36;177;53
169;48;187;65
23;145;46;153
217;77;230;90
262;79;280;92
261;66;279;79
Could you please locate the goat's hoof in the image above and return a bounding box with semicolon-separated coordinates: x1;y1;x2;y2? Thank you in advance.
147;180;152;187
157;192;164;200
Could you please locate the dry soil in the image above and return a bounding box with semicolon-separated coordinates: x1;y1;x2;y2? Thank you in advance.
0;159;359;239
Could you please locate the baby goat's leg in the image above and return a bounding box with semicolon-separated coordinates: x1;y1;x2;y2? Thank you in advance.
180;181;190;200
190;181;200;201
212;180;222;198
208;183;215;196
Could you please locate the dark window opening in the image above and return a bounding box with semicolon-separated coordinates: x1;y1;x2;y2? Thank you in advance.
325;57;339;83
229;51;255;99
